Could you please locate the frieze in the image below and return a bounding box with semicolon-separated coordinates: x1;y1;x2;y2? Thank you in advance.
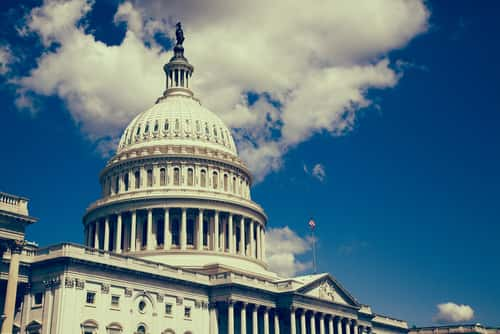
318;281;335;302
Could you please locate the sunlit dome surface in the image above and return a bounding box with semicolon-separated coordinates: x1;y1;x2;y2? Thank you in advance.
117;95;238;156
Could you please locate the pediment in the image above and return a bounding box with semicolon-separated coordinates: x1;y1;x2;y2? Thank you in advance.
296;274;359;307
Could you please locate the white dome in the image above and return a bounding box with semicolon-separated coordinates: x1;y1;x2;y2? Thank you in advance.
117;95;237;156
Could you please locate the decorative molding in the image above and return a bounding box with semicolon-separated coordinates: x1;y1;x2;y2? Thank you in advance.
101;283;110;294
319;281;335;302
157;294;164;303
125;288;133;297
176;297;183;305
43;277;61;290
194;300;202;309
64;277;75;288
75;279;85;290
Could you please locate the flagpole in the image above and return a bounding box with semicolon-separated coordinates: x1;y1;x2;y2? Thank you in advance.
312;227;317;274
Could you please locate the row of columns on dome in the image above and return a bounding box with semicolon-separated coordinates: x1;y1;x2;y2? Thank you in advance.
85;208;266;260
209;300;372;334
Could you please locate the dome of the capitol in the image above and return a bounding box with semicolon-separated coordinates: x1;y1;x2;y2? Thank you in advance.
83;23;270;277
117;95;237;156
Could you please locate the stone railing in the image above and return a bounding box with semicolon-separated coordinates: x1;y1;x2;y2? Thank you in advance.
0;192;29;216
373;314;408;329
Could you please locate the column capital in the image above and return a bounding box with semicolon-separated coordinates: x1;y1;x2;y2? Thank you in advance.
9;239;25;254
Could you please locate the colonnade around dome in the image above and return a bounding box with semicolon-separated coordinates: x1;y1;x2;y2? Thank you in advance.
84;206;266;263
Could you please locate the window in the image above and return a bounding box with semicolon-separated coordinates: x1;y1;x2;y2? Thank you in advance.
111;295;120;308
138;300;146;313
147;169;153;187
86;292;96;305
184;306;191;318
232;177;236;193
154;121;159;132
187;168;194;186
223;174;228;192
144;122;149;134
200;170;206;187
26;321;42;334
171;218;180;246
137;325;146;334
135;171;140;189
160;168;166;186
81;320;98;334
124;174;129;191
173;168;180;186
165;303;173;315
136;125;141;136
107;323;123;334
32;292;43;307
164;120;169;131
212;172;218;189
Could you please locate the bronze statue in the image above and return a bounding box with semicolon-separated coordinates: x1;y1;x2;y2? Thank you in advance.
175;22;184;46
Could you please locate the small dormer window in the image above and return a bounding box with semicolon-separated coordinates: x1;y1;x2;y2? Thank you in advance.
144;123;149;133
154;121;159;132
213;126;218;137
205;123;209;136
136;125;141;136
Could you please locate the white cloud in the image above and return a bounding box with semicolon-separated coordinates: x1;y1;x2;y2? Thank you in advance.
304;163;327;182
266;226;311;277
433;302;475;323
10;0;429;177
0;46;13;75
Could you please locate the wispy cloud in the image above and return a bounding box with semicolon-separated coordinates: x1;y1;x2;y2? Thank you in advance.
5;0;429;180
433;302;474;323
304;163;327;183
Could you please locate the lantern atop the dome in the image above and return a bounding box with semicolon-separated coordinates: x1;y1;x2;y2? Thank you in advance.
160;22;194;100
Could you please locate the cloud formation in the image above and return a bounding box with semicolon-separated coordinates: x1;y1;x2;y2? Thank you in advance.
304;163;327;182
0;46;13;75
266;226;311;277
433;302;475;323
10;0;429;179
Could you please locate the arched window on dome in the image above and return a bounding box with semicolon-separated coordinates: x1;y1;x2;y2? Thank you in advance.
144;122;149;134
124;173;129;191
147;169;153;187
164;119;169;132
134;171;140;189
187;168;194;186
160;168;166;186
136;125;141;136
212;171;218;189
173;168;180;186
154;121;159;132
200;170;206;188
223;174;228;192
232;176;236;194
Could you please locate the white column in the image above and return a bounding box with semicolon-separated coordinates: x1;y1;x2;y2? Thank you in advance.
353;322;358;334
116;213;122;253
228;300;235;334
252;305;258;334
328;317;334;334
274;310;280;334
320;315;325;334
1;242;22;334
221;215;226;251
256;224;261;259
210;303;218;334
249;220;255;257
103;217;110;251
261;225;266;261
94;220;100;249
214;211;219;251
164;208;171;250
290;308;296;334
197;209;204;250
241;303;247;334
263;307;269;334
228;213;233;253
130;211;136;251
300;311;306;334
180;208;187;249
239;216;245;255
310;312;316;334
337;318;343;334
147;209;153;250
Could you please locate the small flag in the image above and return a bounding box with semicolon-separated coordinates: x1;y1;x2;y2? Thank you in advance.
308;218;316;230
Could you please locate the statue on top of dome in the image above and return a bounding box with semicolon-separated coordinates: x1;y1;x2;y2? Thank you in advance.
175;22;184;46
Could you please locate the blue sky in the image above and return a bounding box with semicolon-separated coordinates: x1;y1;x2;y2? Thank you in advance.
0;0;499;327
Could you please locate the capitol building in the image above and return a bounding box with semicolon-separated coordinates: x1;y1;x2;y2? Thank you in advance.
0;26;409;334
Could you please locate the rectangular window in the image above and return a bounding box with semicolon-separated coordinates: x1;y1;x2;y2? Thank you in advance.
86;291;96;305
184;306;191;318
147;169;153;187
32;292;43;307
165;303;172;315
111;295;120;308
